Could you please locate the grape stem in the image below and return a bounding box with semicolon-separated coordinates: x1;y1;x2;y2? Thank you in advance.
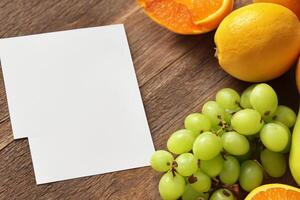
188;175;198;184
171;161;178;177
215;115;233;135
220;151;227;161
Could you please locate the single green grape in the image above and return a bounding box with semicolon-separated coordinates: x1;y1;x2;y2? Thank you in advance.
260;149;286;178
231;109;263;135
193;132;222;160
200;154;224;177
150;150;174;172
189;169;212;193
209;188;236;200
274;122;292;153
250;83;278;117
282;130;292;153
159;171;186;200
184;113;212;137
202;101;226;127
167;129;195;154
260;123;289;152
182;184;209;200
239;160;263;192
219;155;240;185
216;88;241;110
175;153;198;177
221;131;250;155
272;105;296;128
240;85;256;109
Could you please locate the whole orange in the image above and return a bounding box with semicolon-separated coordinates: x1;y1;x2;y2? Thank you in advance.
254;0;300;20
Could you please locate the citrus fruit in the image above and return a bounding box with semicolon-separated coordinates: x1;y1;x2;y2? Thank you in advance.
245;184;300;200
290;75;300;186
187;0;233;31
215;3;300;82
253;0;300;20
138;0;233;35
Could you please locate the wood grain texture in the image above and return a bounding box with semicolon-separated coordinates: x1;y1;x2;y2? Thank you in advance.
0;0;298;199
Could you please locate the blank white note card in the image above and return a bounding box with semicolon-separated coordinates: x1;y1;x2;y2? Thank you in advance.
0;24;155;184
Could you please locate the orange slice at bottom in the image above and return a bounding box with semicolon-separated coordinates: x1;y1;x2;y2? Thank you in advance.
245;184;300;200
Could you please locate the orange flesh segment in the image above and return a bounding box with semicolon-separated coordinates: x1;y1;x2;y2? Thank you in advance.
144;0;204;34
192;0;223;22
175;0;193;6
252;188;300;200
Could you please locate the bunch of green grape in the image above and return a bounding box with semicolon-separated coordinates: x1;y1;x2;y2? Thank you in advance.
150;83;296;200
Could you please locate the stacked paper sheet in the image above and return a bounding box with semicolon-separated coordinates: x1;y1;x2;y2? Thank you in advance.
0;24;154;184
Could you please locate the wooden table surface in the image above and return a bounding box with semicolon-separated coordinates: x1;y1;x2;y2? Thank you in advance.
0;0;298;199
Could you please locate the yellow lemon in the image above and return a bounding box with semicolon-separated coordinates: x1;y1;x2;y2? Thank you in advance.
215;3;300;82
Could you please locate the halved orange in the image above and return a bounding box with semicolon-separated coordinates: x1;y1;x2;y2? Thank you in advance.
138;0;234;35
192;0;234;31
245;184;300;200
178;0;234;25
140;0;207;34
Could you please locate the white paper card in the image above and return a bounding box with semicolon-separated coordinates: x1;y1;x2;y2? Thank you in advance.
0;24;154;184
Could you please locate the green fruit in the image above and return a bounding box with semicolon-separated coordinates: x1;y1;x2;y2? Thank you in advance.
175;153;198;177
240;85;255;109
219;156;240;185
167;129;195;154
202;101;226;127
182;184;209;200
272;105;296;128
193;132;222;160
216;88;241;110
159;172;185;200
150;150;174;172
184;113;211;137
260;123;289;152
221;131;250;155
290;110;300;186
250;83;278;117
200;154;224;177
260;149;286;178
231;109;263;135
239;160;263;192
189;170;212;193
210;188;236;200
